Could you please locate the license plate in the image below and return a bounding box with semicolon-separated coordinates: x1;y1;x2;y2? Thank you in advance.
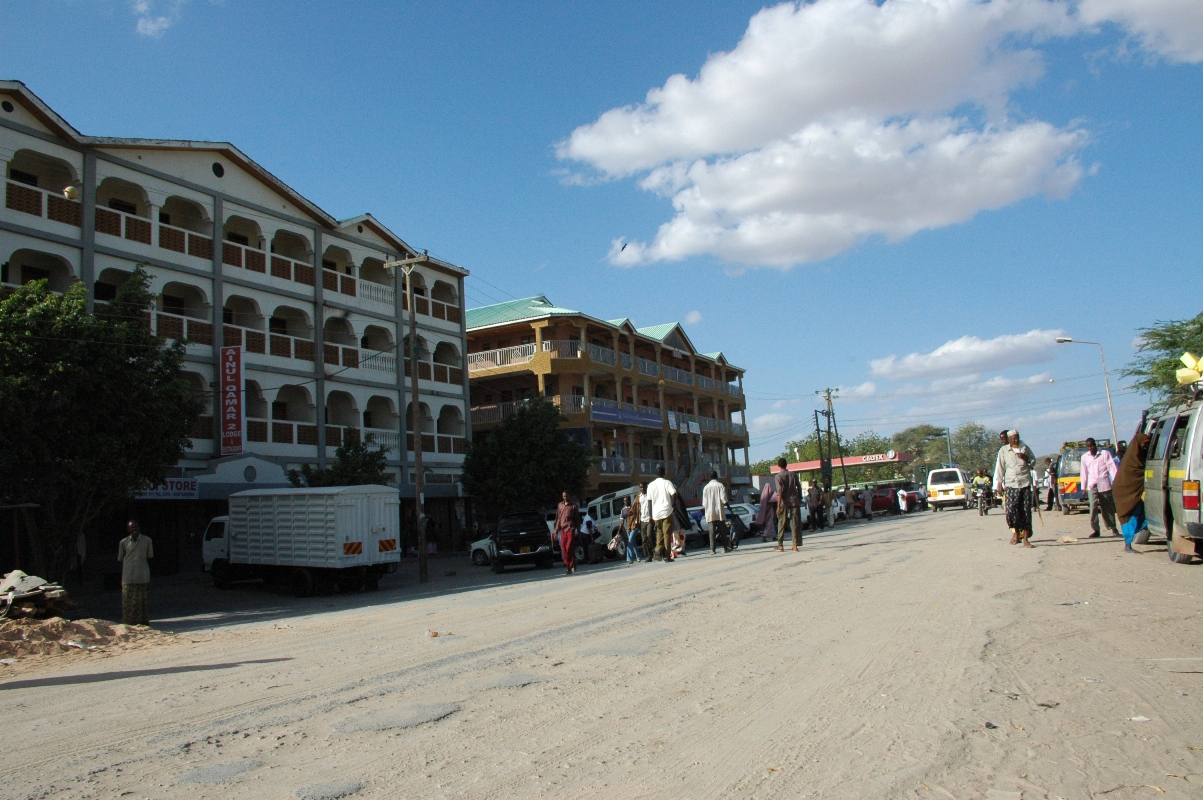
520;546;530;553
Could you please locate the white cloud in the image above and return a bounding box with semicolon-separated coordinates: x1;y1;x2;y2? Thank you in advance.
133;0;183;38
840;381;878;400
1079;0;1203;63
749;412;798;433
1012;402;1105;427
684;310;703;325
561;0;1200;269
870;329;1064;381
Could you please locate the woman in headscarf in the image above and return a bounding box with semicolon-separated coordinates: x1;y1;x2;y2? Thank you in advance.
757;480;777;543
1111;432;1149;554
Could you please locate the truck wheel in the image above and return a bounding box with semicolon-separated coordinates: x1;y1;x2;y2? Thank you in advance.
1168;528;1196;564
212;560;232;590
471;549;490;566
492;559;505;574
291;567;315;597
364;573;380;591
338;570;365;593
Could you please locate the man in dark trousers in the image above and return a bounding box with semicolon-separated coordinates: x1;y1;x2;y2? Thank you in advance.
775;458;803;551
555;491;581;575
117;520;153;626
1043;457;1060;511
806;482;824;531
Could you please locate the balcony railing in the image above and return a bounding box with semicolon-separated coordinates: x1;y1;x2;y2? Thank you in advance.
597;456;631;476
159;222;214;261
402;294;462;324
728;383;743;398
556;394;586;414
661;365;694;386
95;206;152;245
358;348;397;376
150;310;213;346
326;425;360;448
247;418;268;442
637;459;665;476
733;422;746;436
222;240;267;274
588;343;616;366
269;331;316;362
362;428;401;453
467;343;537;372
322;268;360;300
359;279;395;306
403;360;463;386
189;415;214;440
719;420;731;435
271;420;319;446
699;416;719;433
269;254;315;287
222;323;267;355
696;375;715;392
717;382;727;395
5;180;82;226
405;433;467;454
543;340;582;359
620;353;633;371
729;464;750;479
636;357;659;377
323;342;362;370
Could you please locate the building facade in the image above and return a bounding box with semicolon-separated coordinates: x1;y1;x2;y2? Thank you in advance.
0;82;471;570
466;297;751;501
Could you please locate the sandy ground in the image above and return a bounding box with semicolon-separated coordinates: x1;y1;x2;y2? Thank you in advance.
1;508;1201;800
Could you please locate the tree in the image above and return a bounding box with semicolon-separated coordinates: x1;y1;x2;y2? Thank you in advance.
460;398;591;518
949;421;999;474
288;434;391;487
0;268;202;579
1120;311;1203;407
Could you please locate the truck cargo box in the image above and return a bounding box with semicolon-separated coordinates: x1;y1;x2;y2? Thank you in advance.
227;485;401;570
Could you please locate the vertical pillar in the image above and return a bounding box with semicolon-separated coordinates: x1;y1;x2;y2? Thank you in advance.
80;150;96;311
313;230;326;465
210;195;224;445
393;253;408;483
457;273;471;447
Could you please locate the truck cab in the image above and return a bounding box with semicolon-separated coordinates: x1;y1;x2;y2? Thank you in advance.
202;516;228;571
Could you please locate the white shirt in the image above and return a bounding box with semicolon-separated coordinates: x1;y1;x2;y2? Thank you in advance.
637;491;651;524
702;479;727;522
993;442;1036;490
646;477;677;521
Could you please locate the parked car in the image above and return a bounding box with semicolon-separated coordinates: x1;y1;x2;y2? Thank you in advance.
852;488;895;518
489;510;554;573
1142;397;1202;563
470;536;495;566
927;468;972;511
586;486;642;543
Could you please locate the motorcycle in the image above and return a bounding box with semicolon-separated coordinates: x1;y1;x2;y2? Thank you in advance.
974;485;991;516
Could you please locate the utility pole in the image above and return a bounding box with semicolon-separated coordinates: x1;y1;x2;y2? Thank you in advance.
816;388;847;490
383;251;435;584
944;427;954;466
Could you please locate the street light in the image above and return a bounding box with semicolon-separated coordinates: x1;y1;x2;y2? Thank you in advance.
1055;336;1119;445
383;251;436;584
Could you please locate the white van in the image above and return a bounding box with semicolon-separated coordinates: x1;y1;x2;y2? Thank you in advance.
588;485;642;542
926;468;971;511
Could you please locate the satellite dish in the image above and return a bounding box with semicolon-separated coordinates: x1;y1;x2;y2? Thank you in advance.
886;449;896;459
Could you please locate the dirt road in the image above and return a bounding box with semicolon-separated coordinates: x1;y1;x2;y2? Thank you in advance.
2;510;1201;799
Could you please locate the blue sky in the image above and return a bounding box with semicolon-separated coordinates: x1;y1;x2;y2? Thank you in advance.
5;0;1202;459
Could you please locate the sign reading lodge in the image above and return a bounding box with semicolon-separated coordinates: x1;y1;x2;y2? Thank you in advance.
220;346;243;456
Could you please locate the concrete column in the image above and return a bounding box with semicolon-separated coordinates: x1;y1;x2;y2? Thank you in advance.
393;254;408;483
582;372;590;407
313;229;326;465
457;273;471;449
209;195;224;445
80;151;96;311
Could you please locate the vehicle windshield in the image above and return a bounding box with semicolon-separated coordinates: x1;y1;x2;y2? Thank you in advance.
929;470;961;486
1059;446;1112;476
498;512;545;533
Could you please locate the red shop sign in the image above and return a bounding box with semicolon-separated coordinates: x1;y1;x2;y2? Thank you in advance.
220;345;243;456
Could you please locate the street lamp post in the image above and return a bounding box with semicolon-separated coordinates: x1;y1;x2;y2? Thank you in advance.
384;252;435;584
1056;336;1119;445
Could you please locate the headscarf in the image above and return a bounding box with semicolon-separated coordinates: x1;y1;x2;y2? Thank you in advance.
1112;432;1149;524
757;480;777;527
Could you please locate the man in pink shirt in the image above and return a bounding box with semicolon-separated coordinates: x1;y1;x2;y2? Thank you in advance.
1080;437;1119;538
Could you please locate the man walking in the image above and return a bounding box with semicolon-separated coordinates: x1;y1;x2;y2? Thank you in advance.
646;466;678;562
1080;437;1119;538
775;458;803;551
702;471;729;554
639;481;654;562
806;481;824;531
117;520;153;626
625;489;642;564
1042;457;1061;511
994;430;1036;547
555;492;581;575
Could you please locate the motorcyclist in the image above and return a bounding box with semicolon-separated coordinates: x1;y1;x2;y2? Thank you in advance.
971;470;992;505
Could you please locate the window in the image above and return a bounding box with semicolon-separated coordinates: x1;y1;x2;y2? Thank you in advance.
94;283;118;301
226;232;249;246
203;521;225;541
272;401;288;419
322;259;337;271
599;503;611;520
363;411;373;429
269;317;287;335
9;168;38;187
223;308;234;325
162;295;185;315
501;390;513;403
1146;419;1167;462
521;335;534;345
107;198;137;215
1151;419;1175;461
159;211;171;225
572;386;584;396
1168;416;1191;461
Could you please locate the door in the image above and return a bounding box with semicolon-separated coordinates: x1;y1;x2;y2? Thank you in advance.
1165;411;1199;536
201;519;227;569
1144;416;1175;535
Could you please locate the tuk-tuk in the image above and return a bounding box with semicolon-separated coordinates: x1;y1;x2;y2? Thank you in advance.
1056;439;1115;514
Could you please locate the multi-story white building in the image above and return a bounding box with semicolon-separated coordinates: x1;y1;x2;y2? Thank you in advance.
0;81;471;571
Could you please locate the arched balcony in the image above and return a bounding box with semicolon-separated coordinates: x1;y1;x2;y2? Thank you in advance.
94;177;153;245
405;401;435;454
2;249;77;294
268;305;314;361
322;244;361;300
359;325;397;377
4;149;82;227
222;295;266;354
429;279;462;324
152;281;213;345
436;405;467;454
402;334;432;382
322;317;360;370
325;390;360;448
93;267;132;303
432;341;464;387
222;215;265;273
157;196;213;260
271;385;317;445
245;381;269;442
269;229;314;286
363;396;400;452
357;257;395;306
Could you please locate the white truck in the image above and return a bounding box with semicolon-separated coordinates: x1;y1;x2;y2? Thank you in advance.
202;485;401;596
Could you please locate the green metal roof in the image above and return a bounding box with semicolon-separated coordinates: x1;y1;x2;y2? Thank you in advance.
465;296;581;329
634;323;679;341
